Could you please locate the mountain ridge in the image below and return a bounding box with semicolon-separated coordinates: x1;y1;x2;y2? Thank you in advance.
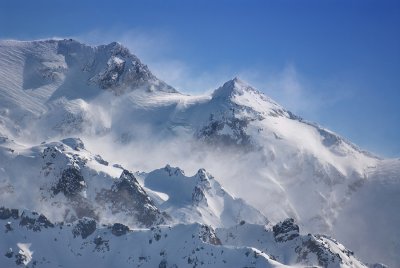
0;206;369;268
0;38;398;267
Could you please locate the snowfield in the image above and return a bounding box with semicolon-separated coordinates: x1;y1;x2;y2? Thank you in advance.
0;39;398;267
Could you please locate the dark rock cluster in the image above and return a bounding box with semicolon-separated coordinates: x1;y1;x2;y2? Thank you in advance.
273;218;300;242
96;170;166;227
110;223;130;236
72;217;96;239
0;207;19;220
52;167;86;197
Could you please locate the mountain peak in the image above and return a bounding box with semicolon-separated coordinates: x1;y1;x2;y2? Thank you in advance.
212;77;253;99
0;38;179;103
231;76;242;83
107;41;122;47
211;77;285;111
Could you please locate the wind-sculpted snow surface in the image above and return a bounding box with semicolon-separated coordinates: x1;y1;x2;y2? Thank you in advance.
0;39;399;266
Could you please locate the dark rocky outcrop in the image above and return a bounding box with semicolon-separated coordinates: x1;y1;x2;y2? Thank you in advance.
110;223;130;236
273;218;300;242
94;154;109;166
4;248;13;258
96;170;165;227
19;211;54;231
93;235;110;252
72;217;96;239
295;235;343;267
192;186;206;205
53;167;86;197
198;225;222;246
57;39;177;95
0;207;19;220
197;112;253;149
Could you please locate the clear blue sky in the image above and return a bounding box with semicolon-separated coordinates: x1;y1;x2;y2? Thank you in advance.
1;0;399;157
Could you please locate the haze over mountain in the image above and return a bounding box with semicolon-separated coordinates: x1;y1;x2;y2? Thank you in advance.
0;39;398;267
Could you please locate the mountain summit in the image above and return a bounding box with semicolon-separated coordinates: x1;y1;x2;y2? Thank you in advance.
212;77;247;99
0;39;177;115
56;39;177;95
212;77;293;119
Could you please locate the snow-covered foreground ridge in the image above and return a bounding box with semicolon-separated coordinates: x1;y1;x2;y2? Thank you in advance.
0;39;398;267
0;207;367;268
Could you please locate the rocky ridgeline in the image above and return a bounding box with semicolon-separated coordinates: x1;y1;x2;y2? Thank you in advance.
0;207;369;268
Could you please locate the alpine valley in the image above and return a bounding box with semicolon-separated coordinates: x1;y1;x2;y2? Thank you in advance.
0;39;398;267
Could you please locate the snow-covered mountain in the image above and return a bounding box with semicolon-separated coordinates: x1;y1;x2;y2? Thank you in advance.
0;207;368;268
0;39;398;267
0;138;371;267
141;165;267;227
0;137;166;227
0;136;265;229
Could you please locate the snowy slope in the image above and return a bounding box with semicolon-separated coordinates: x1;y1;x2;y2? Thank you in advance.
0;208;369;268
0;39;398;266
0;209;276;268
142;165;267;227
216;218;367;268
0;138;370;267
0;136;167;227
0;39;177;140
333;159;400;267
0;137;266;230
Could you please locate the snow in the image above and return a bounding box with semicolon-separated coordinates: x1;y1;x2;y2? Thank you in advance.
109;56;124;65
0;39;398;267
0;209;366;268
17;243;33;265
143;166;267;227
333;158;400;266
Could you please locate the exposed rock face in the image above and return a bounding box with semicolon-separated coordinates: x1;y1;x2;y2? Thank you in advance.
197;111;254;149
33;141;170;226
195;168;212;189
56;39;177;95
72;217;97;239
192;186;206;205
273;218;300;242
0;207;54;232
97;54;126;89
164;164;185;176
192;170;211;205
94;154;108;166
197;79;269;150
295;234;342;266
198;225;222;246
18;211;54;231
96;170;166;227
52;167;86;197
110;223;130;236
0;207;19;220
